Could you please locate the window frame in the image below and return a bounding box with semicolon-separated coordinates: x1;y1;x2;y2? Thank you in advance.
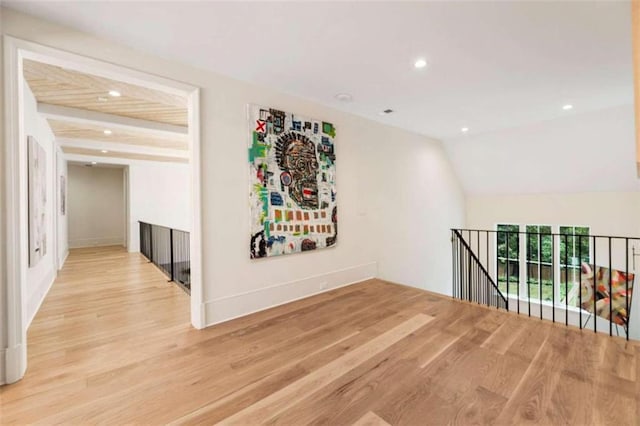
494;223;591;307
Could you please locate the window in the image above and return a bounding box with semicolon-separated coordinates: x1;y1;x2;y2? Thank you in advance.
496;224;519;296
495;224;590;307
526;225;552;302
559;226;590;307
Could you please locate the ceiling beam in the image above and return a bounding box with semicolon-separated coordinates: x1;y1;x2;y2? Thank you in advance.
633;0;640;177
37;102;188;137
56;138;189;160
62;147;189;164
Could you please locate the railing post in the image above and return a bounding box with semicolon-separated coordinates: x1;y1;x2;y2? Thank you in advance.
626;238;630;340
565;234;568;326
578;235;583;329
551;233;555;323
538;232;542;320
593;235;597;334
609;237;612;337
149;224;154;264
506;230;510;307
170;228;175;282
468;247;472;302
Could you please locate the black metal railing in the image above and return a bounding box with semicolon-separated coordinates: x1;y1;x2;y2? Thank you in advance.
452;228;640;340
452;230;508;311
139;221;191;294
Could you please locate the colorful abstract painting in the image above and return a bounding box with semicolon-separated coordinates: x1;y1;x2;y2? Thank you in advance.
28;136;47;267
248;105;337;258
580;263;635;327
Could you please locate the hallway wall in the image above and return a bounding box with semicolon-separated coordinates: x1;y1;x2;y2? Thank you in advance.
0;8;465;333
68;165;125;248
127;161;190;253
23;82;64;327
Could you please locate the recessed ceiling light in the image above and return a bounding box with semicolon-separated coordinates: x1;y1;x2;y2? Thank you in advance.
101;150;109;153
103;129;112;135
562;104;573;110
461;127;469;133
414;58;428;69
334;93;353;102
97;96;108;102
108;90;121;97
91;161;98;165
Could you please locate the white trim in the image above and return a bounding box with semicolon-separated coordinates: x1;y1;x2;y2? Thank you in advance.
4;36;29;385
63;153;186;167
18;42;194;97
4;343;26;385
205;262;378;326
26;272;56;328
57;138;188;159
0;347;5;385
59;249;69;271
188;88;204;329
68;237;126;249
2;36;204;382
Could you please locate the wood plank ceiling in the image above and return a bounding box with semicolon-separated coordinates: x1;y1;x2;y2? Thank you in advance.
23;59;189;163
23;59;188;126
48;120;188;150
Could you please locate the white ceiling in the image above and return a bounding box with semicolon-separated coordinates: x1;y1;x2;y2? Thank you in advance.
6;1;635;141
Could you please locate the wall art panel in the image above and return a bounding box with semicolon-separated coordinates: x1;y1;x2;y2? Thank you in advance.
248;105;337;258
28;136;48;267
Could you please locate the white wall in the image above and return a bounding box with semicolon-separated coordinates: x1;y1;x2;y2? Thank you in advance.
1;9;465;333
68;164;125;248
23;82;59;327
370;130;465;295
0;6;6;384
127;162;190;253
467;192;640;238
446;105;640;196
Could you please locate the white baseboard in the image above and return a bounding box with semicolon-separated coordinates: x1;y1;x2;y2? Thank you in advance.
69;236;124;248
27;270;57;328
0;347;5;385
204;261;378;326
58;248;69;271
3;343;27;384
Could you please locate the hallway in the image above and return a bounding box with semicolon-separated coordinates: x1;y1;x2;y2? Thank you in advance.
0;246;191;422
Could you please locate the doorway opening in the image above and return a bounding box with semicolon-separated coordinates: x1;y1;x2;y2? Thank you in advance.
4;37;203;383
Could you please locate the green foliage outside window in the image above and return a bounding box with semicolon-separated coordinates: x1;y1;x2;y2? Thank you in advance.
495;224;590;307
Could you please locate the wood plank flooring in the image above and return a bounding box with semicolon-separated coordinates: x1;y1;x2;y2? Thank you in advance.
1;246;639;425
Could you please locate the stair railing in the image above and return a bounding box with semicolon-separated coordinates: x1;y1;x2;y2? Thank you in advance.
452;228;640;340
452;229;508;310
139;221;190;294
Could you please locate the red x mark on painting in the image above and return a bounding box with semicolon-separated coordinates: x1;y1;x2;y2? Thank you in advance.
256;120;266;133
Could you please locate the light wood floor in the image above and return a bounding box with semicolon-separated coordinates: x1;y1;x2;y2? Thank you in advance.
1;246;639;425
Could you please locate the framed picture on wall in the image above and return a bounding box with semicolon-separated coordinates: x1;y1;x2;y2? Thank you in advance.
60;175;66;215
28;135;47;267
